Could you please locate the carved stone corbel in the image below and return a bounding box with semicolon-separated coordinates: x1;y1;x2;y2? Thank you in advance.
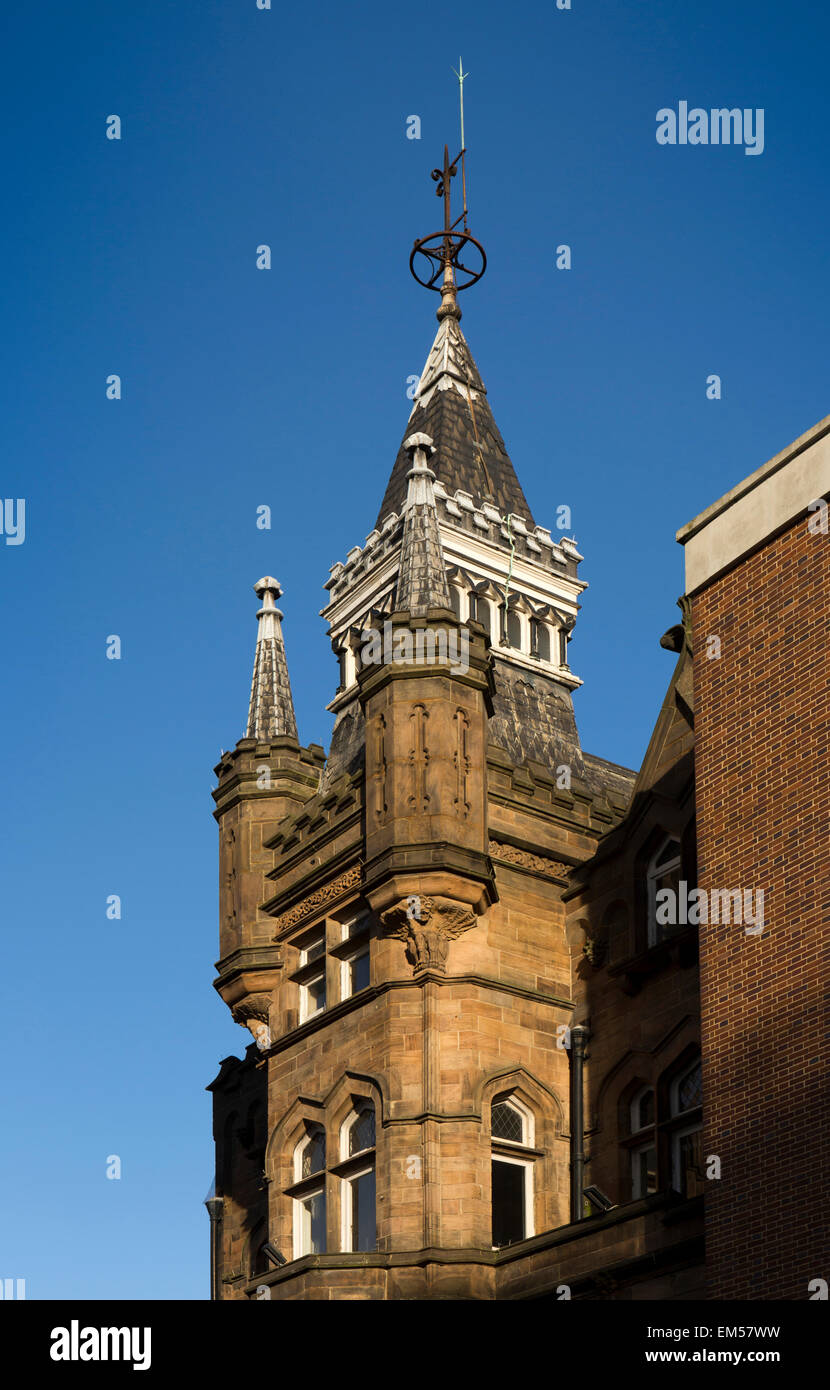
231;994;272;1047
380;894;477;974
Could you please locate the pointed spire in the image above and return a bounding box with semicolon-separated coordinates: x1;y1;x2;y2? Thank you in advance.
245;578;298;741
376;315;536;530
395;433;452;616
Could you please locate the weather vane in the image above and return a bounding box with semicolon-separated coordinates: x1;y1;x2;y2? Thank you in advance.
409;57;486;318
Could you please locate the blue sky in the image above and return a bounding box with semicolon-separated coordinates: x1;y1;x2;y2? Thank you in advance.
1;0;828;1298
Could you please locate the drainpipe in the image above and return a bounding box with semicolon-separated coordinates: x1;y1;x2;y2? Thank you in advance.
204;1195;224;1300
569;1025;590;1223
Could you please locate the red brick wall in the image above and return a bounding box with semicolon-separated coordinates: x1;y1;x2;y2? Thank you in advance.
691;508;830;1299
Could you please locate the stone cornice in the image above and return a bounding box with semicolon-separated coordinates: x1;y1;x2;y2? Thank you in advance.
268;863;363;936
487;838;573;882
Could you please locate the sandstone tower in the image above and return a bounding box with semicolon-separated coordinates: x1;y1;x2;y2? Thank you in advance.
207;150;635;1298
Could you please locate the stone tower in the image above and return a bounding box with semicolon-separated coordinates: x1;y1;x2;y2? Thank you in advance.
207;181;634;1299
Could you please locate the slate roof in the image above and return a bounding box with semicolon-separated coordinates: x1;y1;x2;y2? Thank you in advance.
246;578;298;741
375;314;536;530
395;438;452;615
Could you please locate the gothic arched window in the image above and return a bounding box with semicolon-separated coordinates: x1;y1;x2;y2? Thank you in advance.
530;619;551;662
669;1059;704;1197
629;1086;657;1199
470;593;492;639
292;1126;326;1258
340;1101;377;1252
490;1095;535;1248
647;836;682;946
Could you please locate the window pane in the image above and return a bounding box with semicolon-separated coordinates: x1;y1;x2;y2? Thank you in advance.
507;611;522;649
301;1189;326;1254
676;1128;704;1197
351;1169;376;1252
655;838;681;869
303;932;325;963
491;1101;523;1143
349;947;370;994
305;973;326;1015
677;1062;703;1113
536;624;550;662
492;1160;525;1247
636;1088;655;1131
349;1104;376;1155
632;1145;657;1199
301;1130;325;1178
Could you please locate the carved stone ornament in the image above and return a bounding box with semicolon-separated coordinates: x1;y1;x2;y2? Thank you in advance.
488;839;570;880
380;894;477;974
582;933;608;968
272;864;362;935
231;993;272;1030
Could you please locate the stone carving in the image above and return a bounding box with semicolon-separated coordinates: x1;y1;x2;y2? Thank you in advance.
408;703;430;813
381;894;477;973
272;864;362;934
488;839;570;880
582;933;608;968
231;994;271;1026
453;708;471;817
370;713;388;820
231;994;273;1047
222;826;237;927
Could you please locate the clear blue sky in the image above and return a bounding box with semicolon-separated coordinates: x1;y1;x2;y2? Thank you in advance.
1;0;828;1299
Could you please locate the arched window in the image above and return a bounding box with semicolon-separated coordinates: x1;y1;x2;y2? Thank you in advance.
292;1126;326;1258
530;619;551;662
647;836;682;946
449;585;462;619
490;1095;535;1248
629;1086;657;1199
506;610;522;649
470;593;491;639
340;1101;377;1252
669;1059;704;1197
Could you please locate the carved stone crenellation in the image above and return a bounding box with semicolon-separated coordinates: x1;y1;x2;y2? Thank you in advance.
380;894;478;974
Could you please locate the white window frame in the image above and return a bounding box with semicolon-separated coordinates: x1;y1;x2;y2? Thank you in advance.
340;1162;376;1254
339;1103;377;1254
338;916;370;1001
647;836;682;946
298;928;326;1022
491;1093;535;1148
491;1152;535;1244
292;1128;327;1259
490;1094;536;1246
293;1181;326;1259
339;1102;376;1162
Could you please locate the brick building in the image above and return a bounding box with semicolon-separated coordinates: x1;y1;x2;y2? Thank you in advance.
206;186;829;1300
